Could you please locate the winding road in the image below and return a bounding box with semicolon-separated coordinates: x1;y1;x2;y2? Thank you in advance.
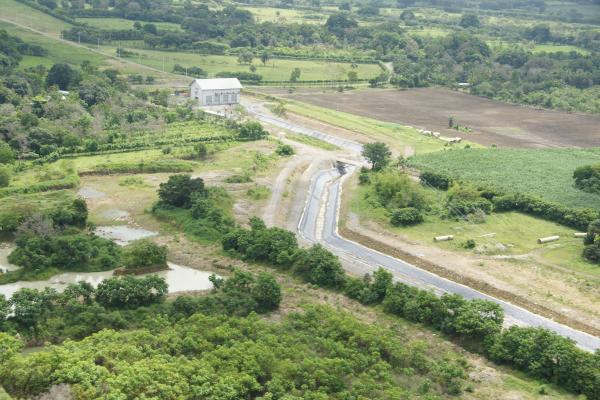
246;101;600;352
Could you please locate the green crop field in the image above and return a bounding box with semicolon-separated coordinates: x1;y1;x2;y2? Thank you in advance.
533;43;590;55
0;21;106;67
240;6;327;24
408;148;600;209
77;17;182;31
98;46;382;81
0;0;70;36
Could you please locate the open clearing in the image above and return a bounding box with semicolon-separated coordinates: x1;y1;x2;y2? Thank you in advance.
262;87;600;148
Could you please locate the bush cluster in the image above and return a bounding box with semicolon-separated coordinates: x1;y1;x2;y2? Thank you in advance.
223;217;346;289
492;192;598;231
123;240;168;270
8;233;121;273
390;207;424;226
573;164;600;194
420;170;453;190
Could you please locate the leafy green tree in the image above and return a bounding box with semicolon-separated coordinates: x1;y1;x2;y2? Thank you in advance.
78;77;110;107
325;12;358;38
46;63;77;90
158;174;206;208
0;332;23;364
9;287;58;330
293;244;345;289
459;13;481;28
96;275;168;308
260;50;271;66
123;240;168;270
390;207;423;226
290;67;301;82
239;121;267;140
0;165;10;188
362;142;391;171
251;272;282;312
451;299;504;337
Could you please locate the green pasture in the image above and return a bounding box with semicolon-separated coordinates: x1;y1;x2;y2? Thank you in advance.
98;46;382;81
0;21;106;67
77;17;182;31
408;147;600;209
350;178;599;277
240;6;326;24
0;0;70;36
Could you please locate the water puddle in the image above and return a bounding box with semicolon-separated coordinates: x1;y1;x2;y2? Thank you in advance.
0;245;18;273
95;225;158;245
100;209;130;221
0;262;216;298
78;186;106;199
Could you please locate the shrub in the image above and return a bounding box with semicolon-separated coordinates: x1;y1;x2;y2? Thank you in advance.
96;275;168;308
293;244;346;289
8;233;121;273
372;170;428;211
573;164;600;194
484;326;600;399
276;143;294;156
390;207;424;226
123;240;168;270
358;172;370;185
446;183;492;217
462;239;476;249
0;166;10;188
420;171;453;190
158;174;206;208
238;121;267;140
492;193;598;231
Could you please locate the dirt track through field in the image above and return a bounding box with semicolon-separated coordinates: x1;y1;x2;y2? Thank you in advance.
260;87;600;148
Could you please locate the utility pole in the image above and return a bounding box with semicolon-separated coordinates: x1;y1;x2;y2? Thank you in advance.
78;31;81;44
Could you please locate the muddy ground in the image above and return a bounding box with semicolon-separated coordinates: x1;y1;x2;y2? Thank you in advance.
258;87;600;148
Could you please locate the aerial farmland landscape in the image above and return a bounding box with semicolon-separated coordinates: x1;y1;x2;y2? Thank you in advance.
0;0;599;398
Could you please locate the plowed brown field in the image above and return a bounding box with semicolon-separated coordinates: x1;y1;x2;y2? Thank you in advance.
258;87;600;148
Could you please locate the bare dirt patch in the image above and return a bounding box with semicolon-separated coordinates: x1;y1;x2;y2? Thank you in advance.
261;87;600;148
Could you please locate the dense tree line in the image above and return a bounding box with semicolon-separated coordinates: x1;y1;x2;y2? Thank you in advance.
0;304;469;399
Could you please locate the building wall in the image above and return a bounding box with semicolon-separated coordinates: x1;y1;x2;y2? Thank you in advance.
190;82;240;106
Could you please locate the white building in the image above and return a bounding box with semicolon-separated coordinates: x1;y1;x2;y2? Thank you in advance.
189;78;243;106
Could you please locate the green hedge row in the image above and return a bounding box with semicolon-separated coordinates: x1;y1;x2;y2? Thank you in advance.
0;174;79;198
88;160;194;175
492;192;599;231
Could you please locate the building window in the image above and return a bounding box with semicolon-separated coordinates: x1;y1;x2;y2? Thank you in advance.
224;94;229;103
206;96;212;105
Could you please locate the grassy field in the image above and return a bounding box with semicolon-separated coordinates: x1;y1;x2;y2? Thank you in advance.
408;147;600;209
77;17;182;31
0;0;70;36
285;133;339;150
282;98;476;154
97;46;382;81
240;6;327;24
350;179;600;276
532;43;590;55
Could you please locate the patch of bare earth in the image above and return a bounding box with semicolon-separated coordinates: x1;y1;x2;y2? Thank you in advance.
259;87;600;148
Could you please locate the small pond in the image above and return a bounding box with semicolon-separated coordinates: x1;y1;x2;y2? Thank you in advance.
95;225;158;246
0;262;216;298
